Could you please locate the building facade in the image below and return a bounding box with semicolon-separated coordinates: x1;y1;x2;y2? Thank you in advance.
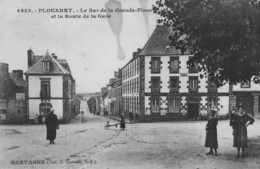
0;63;27;124
108;70;122;117
122;25;230;122
231;79;260;119
25;49;77;123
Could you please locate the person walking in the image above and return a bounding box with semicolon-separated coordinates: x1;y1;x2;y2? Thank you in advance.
45;109;59;144
231;106;255;159
205;109;218;156
120;113;125;130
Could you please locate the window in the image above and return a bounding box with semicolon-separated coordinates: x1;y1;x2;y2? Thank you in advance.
188;58;198;73
241;80;251;88
170;57;179;73
168;98;180;113
170;77;179;91
151;57;161;73
137;77;139;93
208;78;217;91
40;79;51;99
39;102;52;117
151;98;160;113
151;77;160;92
189;77;198;91
42;61;50;71
208;97;217;110
137;58;140;74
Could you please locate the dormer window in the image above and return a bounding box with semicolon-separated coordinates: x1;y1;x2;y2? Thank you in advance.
42;61;50;71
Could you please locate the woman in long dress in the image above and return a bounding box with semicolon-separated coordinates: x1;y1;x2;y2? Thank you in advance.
205;110;218;156
120;113;125;130
45;109;59;144
231;106;254;158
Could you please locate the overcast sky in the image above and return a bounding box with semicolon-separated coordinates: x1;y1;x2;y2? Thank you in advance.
0;0;158;93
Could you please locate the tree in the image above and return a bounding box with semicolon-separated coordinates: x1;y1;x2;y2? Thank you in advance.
153;0;260;86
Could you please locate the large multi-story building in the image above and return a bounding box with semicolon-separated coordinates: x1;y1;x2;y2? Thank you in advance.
122;25;230;122
24;48;77;123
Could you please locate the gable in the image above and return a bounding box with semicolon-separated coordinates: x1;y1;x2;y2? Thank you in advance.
25;54;70;75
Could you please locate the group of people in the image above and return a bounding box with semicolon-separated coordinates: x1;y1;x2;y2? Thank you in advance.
205;106;255;158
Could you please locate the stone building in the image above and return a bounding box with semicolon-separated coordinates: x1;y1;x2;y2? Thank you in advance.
121;25;230;122
24;48;77;123
0;63;27;124
107;70;122;117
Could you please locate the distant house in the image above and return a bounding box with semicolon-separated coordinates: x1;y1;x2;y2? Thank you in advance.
107;70;122;117
24;48;77;123
0;63;27;124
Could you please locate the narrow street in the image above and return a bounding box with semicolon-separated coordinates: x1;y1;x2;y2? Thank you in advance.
0;102;259;169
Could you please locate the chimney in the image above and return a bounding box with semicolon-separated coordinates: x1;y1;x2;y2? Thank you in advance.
27;48;34;68
51;53;57;59
133;48;142;58
12;70;23;79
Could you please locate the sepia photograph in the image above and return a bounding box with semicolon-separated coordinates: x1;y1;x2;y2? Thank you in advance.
0;0;260;168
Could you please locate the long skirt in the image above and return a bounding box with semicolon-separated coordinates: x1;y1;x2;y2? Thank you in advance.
205;129;218;149
46;128;56;140
120;122;125;129
233;126;248;148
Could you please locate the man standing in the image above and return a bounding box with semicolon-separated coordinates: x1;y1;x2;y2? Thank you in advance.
45;109;59;144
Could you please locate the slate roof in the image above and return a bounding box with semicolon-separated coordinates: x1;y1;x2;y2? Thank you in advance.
139;25;185;56
9;73;27;87
57;59;71;73
31;55;43;65
25;52;70;75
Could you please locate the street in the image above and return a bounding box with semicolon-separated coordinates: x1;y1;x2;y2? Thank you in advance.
0;112;259;169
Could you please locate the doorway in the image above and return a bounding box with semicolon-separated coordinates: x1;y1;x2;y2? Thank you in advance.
188;103;199;119
236;95;253;116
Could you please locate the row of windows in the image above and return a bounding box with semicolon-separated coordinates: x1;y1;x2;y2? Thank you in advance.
150;57;198;74
122;58;140;80
122;77;139;94
123;97;139;113
151;77;199;92
150;77;217;92
121;96;218;114
150;98;180;113
149;97;218;114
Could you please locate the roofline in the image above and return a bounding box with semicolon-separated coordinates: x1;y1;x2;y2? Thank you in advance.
121;55;140;70
24;73;70;76
25;54;46;73
138;54;193;56
25;52;70;74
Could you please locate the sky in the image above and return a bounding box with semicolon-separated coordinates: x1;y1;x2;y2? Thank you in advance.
0;0;158;93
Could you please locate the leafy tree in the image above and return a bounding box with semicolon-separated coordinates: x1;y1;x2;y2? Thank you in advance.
153;0;260;86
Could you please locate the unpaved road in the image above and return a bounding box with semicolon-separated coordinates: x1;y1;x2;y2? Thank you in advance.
0;115;259;169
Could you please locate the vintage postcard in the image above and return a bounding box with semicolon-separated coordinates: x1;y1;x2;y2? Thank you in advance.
0;0;260;169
